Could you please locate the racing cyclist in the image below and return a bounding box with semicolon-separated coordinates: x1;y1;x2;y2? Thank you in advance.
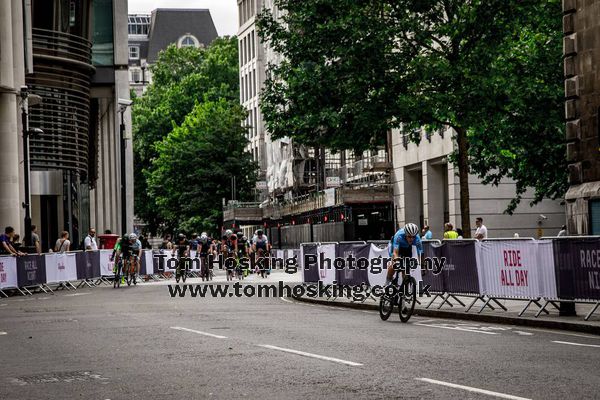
129;233;142;280
385;223;424;286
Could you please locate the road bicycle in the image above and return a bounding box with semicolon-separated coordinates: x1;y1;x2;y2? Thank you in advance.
175;256;190;283
125;255;138;286
379;270;417;323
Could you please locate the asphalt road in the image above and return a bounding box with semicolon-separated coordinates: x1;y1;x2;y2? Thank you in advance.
1;271;599;400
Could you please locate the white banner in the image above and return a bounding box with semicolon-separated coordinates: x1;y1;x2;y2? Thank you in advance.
99;250;114;276
537;240;558;299
0;256;18;289
317;244;337;284
477;241;543;298
45;253;77;284
144;250;154;275
367;244;390;287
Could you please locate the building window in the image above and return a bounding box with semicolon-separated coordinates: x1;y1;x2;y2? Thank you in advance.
128;15;151;35
130;68;141;83
591;199;600;235
178;34;200;48
129;46;139;60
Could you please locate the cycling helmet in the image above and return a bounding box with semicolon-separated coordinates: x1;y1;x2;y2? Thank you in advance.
403;223;419;237
256;229;264;236
225;229;233;236
201;232;208;238
178;233;185;241
128;233;137;241
236;232;243;239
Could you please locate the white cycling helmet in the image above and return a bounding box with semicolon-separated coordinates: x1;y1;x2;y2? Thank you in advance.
225;229;233;236
128;233;138;241
403;223;419;237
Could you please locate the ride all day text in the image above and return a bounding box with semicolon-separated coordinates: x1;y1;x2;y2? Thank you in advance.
500;250;528;287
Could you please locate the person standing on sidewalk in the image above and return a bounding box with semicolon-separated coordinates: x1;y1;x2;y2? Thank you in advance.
443;223;458;239
84;228;98;250
474;217;488;240
421;225;433;240
31;225;41;254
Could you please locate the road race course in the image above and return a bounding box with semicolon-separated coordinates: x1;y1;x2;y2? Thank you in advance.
1;271;599;399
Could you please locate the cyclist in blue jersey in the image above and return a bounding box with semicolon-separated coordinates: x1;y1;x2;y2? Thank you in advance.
386;223;424;285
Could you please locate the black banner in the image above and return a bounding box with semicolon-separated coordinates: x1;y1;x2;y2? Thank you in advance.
302;244;319;283
442;241;480;295
335;243;370;285
553;238;600;300
422;242;445;293
17;255;46;287
140;251;148;275
76;251;101;279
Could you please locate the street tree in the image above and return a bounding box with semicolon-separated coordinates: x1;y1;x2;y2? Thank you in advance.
258;0;566;236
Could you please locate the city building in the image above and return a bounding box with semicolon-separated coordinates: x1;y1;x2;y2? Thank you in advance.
563;0;600;235
390;128;564;239
0;0;131;251
127;9;218;97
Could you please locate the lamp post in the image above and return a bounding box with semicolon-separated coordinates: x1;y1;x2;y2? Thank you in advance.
118;99;132;235
20;86;43;249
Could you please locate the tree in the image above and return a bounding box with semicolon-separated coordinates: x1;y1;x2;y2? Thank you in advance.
147;99;257;234
132;37;241;234
258;0;567;237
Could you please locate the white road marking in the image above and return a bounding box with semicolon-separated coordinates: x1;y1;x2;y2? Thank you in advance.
279;297;294;304
64;293;90;297
517;328;600;340
416;378;531;400
514;331;534;336
0;331;6;335
0;303;7;307
258;344;362;366
414;323;498;335
552;340;600;348
170;326;228;339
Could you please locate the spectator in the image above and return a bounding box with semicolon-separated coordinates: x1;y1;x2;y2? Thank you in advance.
12;234;22;252
475;217;488;240
160;234;173;250
84;228;98;251
0;226;25;256
422;225;433;240
456;228;464;239
443;222;459;239
31;225;41;254
140;235;152;249
104;229;112;234
558;225;567;237
54;231;70;253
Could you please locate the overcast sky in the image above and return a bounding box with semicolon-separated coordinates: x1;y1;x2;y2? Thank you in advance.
128;0;238;36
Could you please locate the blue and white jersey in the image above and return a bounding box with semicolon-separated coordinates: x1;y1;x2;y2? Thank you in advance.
389;228;423;257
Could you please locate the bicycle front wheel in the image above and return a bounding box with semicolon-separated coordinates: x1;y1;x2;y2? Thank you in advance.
379;293;394;321
398;276;417;323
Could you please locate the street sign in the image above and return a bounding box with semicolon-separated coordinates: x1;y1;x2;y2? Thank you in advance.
325;176;341;188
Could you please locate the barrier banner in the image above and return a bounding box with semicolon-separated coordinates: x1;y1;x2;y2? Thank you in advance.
301;244;319;283
477;241;541;298
367;243;390;287
317;244;337;285
17;254;46;287
76;251;101;279
153;250;164;272
99;250;114;276
142;250;154;275
0;256;18;289
553;237;600;300
45;253;77;284
442;241;479;295
537;241;558;299
422;242;445;292
335;243;370;285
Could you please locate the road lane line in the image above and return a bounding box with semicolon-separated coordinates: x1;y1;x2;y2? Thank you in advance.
64;293;91;297
258;344;363;366
170;326;228;339
415;378;531;400
0;331;6;335
552;340;600;348
414;323;498;335
517;328;600;340
279;297;294;304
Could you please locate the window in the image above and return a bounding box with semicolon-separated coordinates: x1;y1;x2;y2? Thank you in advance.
251;31;255;60
591;199;600;235
130;68;141;83
178;34;199;48
129;46;139;60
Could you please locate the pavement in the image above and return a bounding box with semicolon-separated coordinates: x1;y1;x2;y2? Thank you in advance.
1;270;599;399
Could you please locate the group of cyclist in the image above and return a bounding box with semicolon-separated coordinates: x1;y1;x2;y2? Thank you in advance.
110;233;142;287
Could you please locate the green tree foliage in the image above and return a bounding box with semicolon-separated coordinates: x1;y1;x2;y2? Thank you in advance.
147;99;257;234
132;37;255;234
258;0;566;236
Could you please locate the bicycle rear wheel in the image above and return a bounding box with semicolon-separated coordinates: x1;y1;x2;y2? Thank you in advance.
398;276;417;322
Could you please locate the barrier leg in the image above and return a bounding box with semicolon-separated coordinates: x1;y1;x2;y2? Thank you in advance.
584;301;600;321
489;297;508;311
465;296;482;313
42;284;54;294
0;289;7;298
437;293;454;309
76;279;94;289
519;298;546;317
66;281;78;290
534;300;551;318
478;296;498;313
426;293;444;309
37;285;48;294
448;295;466;307
21;287;33;295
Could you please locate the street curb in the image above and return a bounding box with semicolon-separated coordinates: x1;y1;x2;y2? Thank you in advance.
292;295;600;336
